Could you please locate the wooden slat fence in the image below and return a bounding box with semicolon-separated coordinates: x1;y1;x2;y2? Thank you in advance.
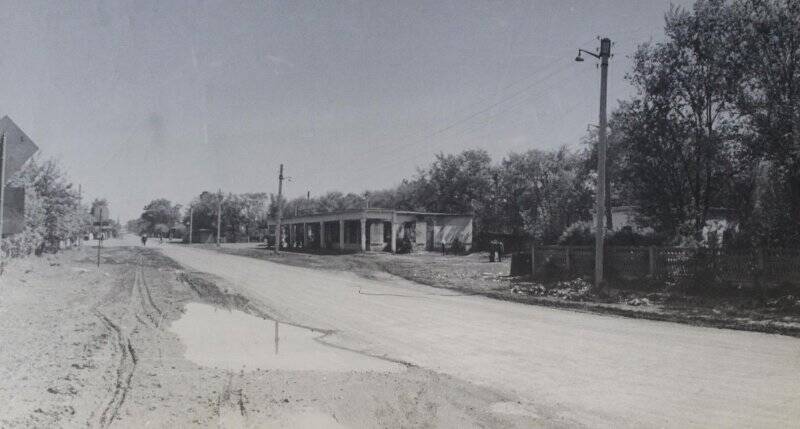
526;245;800;286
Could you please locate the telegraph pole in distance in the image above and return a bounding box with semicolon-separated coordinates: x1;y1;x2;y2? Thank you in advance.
216;189;222;246
275;164;284;254
96;208;103;267
188;205;193;244
576;37;611;288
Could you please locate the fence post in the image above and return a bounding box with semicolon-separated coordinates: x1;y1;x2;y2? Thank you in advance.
565;246;571;273
648;246;656;277
531;244;536;277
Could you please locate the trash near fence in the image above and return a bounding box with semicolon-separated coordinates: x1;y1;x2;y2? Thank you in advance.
510;245;800;287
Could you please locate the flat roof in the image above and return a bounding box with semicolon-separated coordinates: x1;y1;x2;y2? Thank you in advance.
280;208;472;221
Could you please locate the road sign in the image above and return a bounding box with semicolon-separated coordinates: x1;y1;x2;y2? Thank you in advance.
0;116;39;183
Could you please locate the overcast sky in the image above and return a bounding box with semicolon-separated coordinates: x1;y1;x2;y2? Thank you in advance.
0;0;690;221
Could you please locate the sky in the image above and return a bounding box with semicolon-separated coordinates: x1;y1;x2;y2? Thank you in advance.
0;0;690;221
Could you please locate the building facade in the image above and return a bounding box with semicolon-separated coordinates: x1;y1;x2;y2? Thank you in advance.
274;208;472;253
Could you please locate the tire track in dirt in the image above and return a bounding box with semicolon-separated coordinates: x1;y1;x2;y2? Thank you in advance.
216;371;248;427
91;251;165;427
94;310;137;428
136;255;164;326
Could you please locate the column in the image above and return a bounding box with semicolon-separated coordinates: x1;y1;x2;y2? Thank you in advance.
360;217;367;252
302;223;307;248
289;223;295;249
391;212;397;253
319;221;325;249
339;219;345;251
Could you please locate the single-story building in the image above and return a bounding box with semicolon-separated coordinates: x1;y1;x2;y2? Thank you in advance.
272;208;473;253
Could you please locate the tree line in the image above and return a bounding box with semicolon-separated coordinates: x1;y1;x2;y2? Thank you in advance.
137;0;799;250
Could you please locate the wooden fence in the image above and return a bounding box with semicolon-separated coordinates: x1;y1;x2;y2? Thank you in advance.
526;245;800;286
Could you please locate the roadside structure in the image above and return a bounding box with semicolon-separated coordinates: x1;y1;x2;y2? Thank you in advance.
272;208;473;253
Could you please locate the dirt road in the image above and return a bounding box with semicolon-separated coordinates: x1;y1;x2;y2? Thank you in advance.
1;243;545;428
162;243;800;428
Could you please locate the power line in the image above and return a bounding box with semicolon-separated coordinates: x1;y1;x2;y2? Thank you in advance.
337;59;582;186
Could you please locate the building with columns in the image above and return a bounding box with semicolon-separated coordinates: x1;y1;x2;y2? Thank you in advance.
273;208;472;253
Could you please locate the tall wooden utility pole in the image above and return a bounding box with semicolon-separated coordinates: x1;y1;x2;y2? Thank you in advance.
275;164;284;254
0;134;6;243
216;189;222;246
576;37;611;288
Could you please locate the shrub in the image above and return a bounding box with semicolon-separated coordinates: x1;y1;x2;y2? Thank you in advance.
557;221;595;245
1;229;43;258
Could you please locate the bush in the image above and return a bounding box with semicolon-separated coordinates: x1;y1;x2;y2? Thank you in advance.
559;221;664;246
606;226;664;246
1;229;43;258
558;221;595;245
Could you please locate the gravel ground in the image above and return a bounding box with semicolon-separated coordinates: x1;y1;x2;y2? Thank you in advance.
0;243;546;428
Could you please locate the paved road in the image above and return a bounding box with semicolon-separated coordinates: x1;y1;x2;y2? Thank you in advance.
162;244;800;428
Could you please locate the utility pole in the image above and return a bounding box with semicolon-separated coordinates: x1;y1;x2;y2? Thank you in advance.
216;189;222;246
576;37;611;288
96;207;103;267
275;164;284;254
188;205;193;244
0;134;6;245
77;184;82;246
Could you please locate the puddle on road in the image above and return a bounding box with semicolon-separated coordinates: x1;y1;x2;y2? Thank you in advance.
169;303;403;373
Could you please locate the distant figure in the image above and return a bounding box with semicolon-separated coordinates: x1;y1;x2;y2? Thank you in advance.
489;239;504;262
141;234;148;246
159;234;163;244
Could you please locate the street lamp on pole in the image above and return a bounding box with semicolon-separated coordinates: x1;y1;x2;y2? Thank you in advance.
576;37;611;288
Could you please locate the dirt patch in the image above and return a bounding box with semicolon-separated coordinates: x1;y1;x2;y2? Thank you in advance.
0;244;560;428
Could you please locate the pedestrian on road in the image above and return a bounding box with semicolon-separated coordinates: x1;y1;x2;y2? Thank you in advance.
141;234;148;246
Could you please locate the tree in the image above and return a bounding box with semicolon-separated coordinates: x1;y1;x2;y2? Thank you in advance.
731;0;800;245
421;149;494;214
616;0;744;236
183;191;220;235
140;199;181;236
498;148;593;243
5;157;89;253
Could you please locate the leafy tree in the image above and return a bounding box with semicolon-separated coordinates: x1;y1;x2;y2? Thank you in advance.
615;0;744;236
498;148;592;243
5;158;89;253
182;191;221;235
140;199;181;236
731;0;800;245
